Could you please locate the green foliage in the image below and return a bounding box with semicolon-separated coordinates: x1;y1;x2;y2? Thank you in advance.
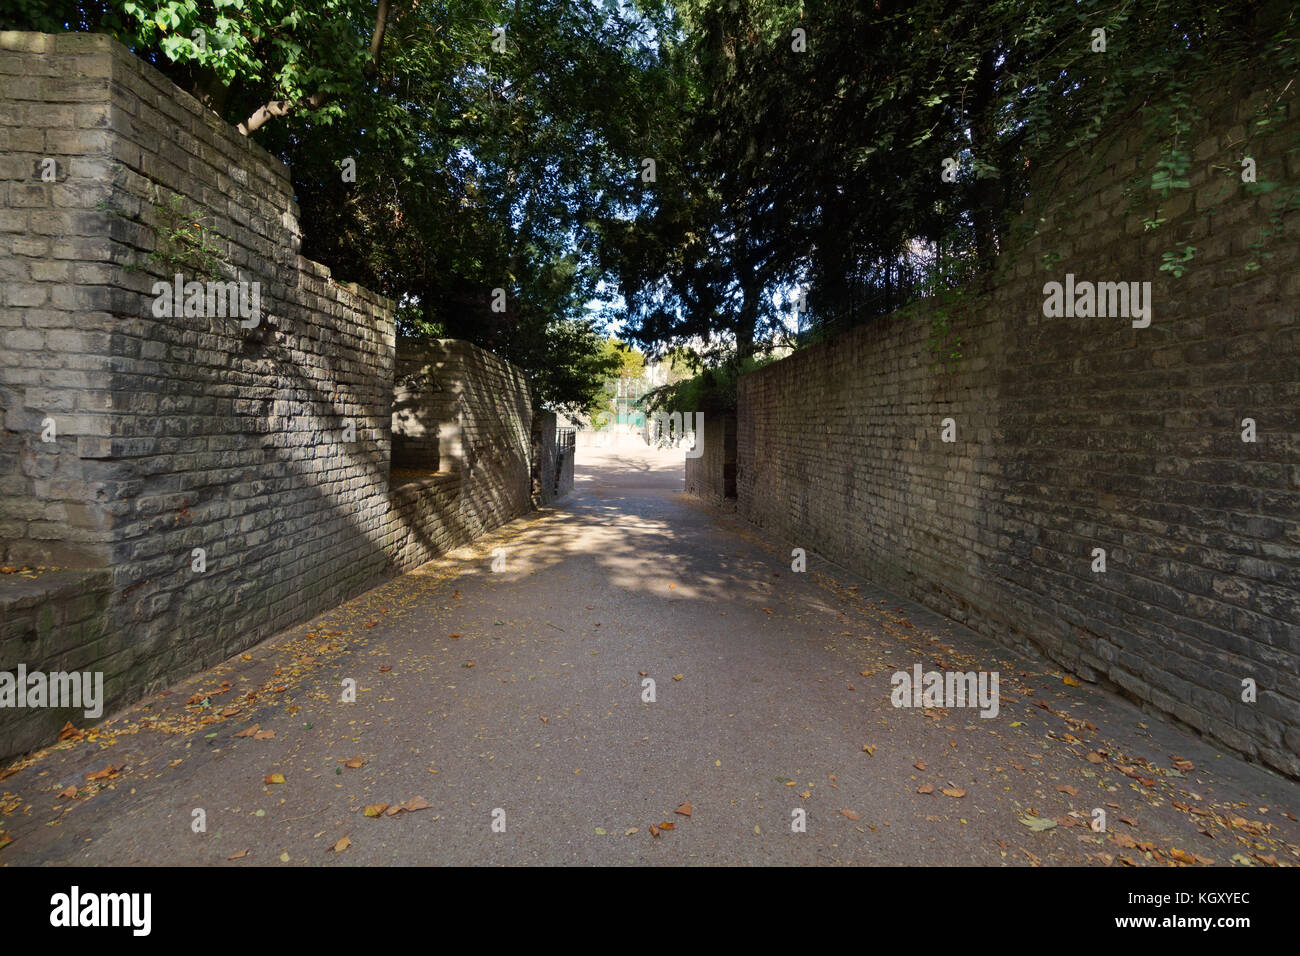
923;292;965;376
642;352;774;416
610;0;1299;360
142;193;228;281
4;0;682;414
97;192;228;281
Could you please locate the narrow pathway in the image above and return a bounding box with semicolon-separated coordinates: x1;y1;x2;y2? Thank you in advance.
2;440;1297;866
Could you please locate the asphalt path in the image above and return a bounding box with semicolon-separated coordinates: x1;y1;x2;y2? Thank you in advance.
2;438;1296;866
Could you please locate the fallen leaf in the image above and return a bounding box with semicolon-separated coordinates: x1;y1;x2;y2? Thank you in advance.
840;809;860;820
234;725;259;738
57;721;83;742
672;674;683;681
253;729;275;740
1055;785;1078;796
343;756;365;769
914;760;926;771
862;745;875;755
57;785;77;799
917;783;934;794
1063;675;1081;686
332;837;351;853
942;788;966;798
1019;815;1057;831
264;773;285;785
1171;755;1195;773
363;804;388;818
1085;752;1104;764
227;849;247;860
649;824;660;837
675;803;692;817
86;765;119;781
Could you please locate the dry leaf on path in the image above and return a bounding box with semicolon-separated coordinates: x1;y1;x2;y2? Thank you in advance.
1019;815;1057;831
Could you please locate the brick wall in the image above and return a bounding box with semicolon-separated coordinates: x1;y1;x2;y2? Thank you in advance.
734;91;1300;776
0;568;112;756
684;411;736;508
0;33;538;758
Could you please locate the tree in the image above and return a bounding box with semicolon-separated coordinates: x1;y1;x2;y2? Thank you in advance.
2;0;687;414
610;0;1299;352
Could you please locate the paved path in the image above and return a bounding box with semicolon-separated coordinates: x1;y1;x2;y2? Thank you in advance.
2;440;1297;866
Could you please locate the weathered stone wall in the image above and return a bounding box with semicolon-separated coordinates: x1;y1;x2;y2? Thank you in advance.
0;568;112;756
735;91;1300;776
0;33;539;758
1;32;124;571
390;338;534;569
684;412;736;508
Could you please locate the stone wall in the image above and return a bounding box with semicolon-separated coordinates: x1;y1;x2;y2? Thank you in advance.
0;33;540;758
684;411;736;508
732;90;1300;776
0;568;112;756
391;338;534;564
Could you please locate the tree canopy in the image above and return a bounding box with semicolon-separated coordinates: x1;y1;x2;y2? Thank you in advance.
5;0;1296;413
609;0;1299;364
